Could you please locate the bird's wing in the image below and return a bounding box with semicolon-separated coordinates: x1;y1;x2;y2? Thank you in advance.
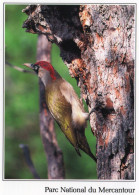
45;81;78;148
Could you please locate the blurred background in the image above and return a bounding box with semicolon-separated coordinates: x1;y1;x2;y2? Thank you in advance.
5;4;97;179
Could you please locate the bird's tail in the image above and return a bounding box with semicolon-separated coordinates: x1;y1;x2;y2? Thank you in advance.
88;151;97;162
75;147;81;156
76;129;97;162
75;145;97;162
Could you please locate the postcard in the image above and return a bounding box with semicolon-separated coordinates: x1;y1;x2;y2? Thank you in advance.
1;0;138;194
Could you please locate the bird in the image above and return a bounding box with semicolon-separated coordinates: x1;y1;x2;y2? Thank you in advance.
23;61;97;162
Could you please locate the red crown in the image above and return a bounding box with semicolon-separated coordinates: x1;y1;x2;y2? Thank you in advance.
35;61;56;80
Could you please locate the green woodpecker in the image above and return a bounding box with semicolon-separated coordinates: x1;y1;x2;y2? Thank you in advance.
24;61;96;162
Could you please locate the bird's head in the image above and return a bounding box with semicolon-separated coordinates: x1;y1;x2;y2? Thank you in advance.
23;61;57;81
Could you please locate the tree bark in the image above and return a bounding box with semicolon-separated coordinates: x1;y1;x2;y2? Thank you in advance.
23;4;135;180
37;34;65;179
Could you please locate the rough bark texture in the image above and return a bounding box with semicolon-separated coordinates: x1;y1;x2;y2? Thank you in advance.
23;5;135;180
37;34;65;179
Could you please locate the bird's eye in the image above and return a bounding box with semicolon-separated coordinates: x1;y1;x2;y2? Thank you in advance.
33;65;39;74
34;65;38;70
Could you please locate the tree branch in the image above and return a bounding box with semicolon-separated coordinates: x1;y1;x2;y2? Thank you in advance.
19;144;40;179
5;61;34;74
37;34;65;179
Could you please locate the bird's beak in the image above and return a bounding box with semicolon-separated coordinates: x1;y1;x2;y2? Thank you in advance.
23;63;33;69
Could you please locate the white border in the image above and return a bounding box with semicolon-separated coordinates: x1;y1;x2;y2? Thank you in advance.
1;0;138;194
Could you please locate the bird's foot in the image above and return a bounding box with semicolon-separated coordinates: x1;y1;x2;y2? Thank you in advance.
87;108;96;120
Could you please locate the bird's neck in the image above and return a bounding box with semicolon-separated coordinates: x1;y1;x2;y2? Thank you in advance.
40;70;61;87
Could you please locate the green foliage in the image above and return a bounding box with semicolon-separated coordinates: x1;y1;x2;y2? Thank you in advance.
5;5;97;179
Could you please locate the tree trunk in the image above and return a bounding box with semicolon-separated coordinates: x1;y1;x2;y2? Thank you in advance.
23;4;135;180
37;34;65;179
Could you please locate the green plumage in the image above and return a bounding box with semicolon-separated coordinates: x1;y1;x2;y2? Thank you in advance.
45;78;96;161
45;79;77;147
